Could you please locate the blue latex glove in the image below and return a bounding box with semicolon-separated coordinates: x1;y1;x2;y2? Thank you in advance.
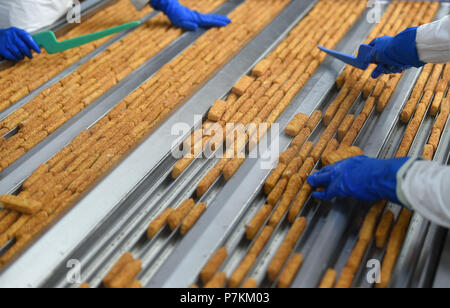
0;27;41;61
150;0;231;31
307;156;410;204
369;27;426;78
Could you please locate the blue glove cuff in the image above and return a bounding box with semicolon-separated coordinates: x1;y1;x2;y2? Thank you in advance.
150;0;171;11
381;157;411;204
390;27;426;68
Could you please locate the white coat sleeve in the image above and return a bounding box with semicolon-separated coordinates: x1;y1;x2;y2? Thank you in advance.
397;158;450;229
0;0;74;32
416;15;450;63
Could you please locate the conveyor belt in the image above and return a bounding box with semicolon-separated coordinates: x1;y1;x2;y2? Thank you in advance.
0;0;449;288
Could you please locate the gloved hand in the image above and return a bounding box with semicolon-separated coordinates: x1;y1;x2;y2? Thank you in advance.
307;156;410;204
150;0;231;31
0;27;41;61
368;27;425;78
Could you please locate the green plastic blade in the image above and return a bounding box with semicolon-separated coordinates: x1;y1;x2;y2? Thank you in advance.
32;21;141;54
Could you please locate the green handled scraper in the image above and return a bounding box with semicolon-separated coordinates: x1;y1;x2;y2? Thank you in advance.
32;21;141;54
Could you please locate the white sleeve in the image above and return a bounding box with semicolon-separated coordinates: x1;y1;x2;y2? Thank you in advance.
416;15;450;63
0;0;74;32
397;159;450;229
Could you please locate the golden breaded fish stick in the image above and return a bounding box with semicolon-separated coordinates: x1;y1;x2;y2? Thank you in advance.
205;272;227;288
338;114;354;141
277;253;303;288
103;252;134;288
346;239;369;272
223;158;246;181
264;163;286;195
147;208;174;238
267;217;306;281
288;183;311;223
168;199;195;230
322;146;364;166
285;113;309;136
0;195;42;215
282;157;303;179
291;127;311;149
335;267;354;288
241;278;258;288
318;269;337;288
267;178;288;205
228;254;257;288
298;141;314;162
108;259;142;289
422;144;434;160
252;59;271;77
232;76;255;96
375;211;395;248
428;128;441;152
298;157;315;181
200;247;228;285
246;204;272;240
126;281;142;289
180;202;206;235
208;99;227;122
197;167;222;198
278;146;299;165
306;110;322;131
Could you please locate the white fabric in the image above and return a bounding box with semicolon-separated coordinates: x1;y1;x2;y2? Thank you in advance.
416;15;450;63
0;0;74;32
399;160;450;229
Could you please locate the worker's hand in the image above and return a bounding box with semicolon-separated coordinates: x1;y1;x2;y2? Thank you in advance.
150;0;231;31
0;27;41;61
369;27;425;78
307;156;410;204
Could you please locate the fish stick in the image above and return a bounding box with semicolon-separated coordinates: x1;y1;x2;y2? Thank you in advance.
346;239;369;272
241;278;258;288
223;158;246;181
180;202;206;235
172;157;194;179
208;99;227;121
0;195;42;215
288;183;311;223
201;247;228;284
361;97;376;117
282;157;303;179
291;127;311;148
375;211;395;248
278;146;299;164
147;208;174;238
428;128;441;152
335;266;354;288
205;272;227;288
430;92;444;116
265;163;287;195
228;254;257;288
229;226;273;288
298;157;315;181
322;146;364;166
103;252;134;288
108;259;142;289
267;217;306;281
285;113;309;136
267;178;288;206
338;114;354;141
168;199;195;230
277;253;303;288
233;75;255;96
306;110;322;131
321;139;339;161
252;59;271;77
197;167;222;198
298;141;314;162
318;269;337;288
422;144;434;160
126;281;142;289
246;204;272;240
